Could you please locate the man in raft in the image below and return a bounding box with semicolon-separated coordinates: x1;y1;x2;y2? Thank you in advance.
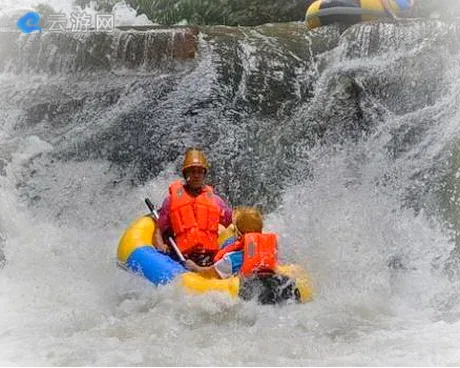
153;148;232;266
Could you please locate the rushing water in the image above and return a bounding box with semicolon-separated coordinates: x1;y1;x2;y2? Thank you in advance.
1;1;460;366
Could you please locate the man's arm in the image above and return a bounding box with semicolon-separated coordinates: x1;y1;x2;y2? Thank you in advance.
214;194;232;227
186;251;243;279
153;196;171;252
185;259;221;279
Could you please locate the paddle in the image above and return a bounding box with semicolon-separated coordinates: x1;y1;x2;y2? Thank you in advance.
144;198;186;265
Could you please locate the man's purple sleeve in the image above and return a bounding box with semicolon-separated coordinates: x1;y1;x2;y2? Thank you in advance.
215;195;232;227
157;196;171;233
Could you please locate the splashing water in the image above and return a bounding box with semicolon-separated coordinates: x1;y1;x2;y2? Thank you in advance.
1;1;460;366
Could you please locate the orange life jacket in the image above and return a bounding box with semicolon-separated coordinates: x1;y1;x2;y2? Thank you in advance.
169;180;220;255
214;232;278;277
213;238;244;262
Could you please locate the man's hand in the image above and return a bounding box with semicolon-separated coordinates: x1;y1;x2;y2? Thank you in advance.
153;226;169;253
156;242;170;253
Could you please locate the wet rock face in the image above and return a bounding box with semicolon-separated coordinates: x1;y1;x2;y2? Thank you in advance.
0;27;200;74
0;20;458;216
0;23;332;212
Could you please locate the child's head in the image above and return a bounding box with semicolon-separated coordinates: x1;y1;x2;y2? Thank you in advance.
233;206;263;234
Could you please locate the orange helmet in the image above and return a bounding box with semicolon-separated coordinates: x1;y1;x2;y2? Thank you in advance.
182;148;209;175
234;207;263;234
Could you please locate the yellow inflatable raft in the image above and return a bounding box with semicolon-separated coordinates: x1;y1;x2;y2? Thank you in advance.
117;215;314;304
305;0;414;30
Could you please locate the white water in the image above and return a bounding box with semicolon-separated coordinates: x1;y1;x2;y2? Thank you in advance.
1;1;460;366
2;109;460;366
